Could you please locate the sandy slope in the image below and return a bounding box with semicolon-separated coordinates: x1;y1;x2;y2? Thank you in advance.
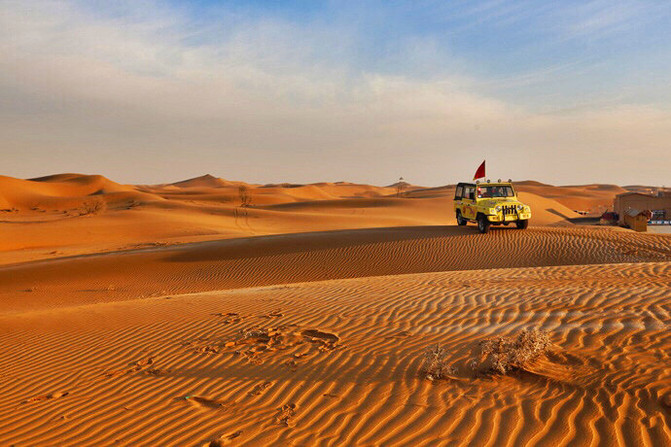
0;174;580;265
514;181;626;214
2;226;670;313
1;173;670;446
0;262;669;446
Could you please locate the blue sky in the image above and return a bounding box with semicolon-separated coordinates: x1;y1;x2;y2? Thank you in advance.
2;0;671;185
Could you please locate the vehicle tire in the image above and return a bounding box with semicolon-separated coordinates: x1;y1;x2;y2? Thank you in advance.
456;211;467;226
516;219;528;230
477;214;490;234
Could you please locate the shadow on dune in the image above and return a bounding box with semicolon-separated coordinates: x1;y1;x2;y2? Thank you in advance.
165;225;476;263
3;224;671;314
545;208;574;220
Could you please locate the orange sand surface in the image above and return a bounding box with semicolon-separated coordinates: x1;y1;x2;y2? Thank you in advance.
1;174;669;446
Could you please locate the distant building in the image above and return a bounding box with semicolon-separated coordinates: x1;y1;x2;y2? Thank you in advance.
623;209;652;232
614;192;671;226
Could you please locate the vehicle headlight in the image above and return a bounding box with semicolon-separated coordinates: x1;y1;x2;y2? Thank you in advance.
495;206;502;213
517;204;524;211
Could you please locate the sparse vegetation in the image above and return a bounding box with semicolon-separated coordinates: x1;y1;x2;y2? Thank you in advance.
78;198;107;216
422;344;455;380
238;185;252;207
478;329;551;375
421;330;551;381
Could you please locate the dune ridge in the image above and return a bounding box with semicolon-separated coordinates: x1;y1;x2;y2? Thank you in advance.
2;226;671;313
1;173;587;264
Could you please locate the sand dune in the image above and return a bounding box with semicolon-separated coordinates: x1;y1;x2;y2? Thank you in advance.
0;261;669;446
0;173;585;265
0;174;153;225
514;180;626;214
2;226;670;314
1;173;670;446
170;174;243;189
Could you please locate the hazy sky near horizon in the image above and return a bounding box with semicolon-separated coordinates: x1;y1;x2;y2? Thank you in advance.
2;0;671;186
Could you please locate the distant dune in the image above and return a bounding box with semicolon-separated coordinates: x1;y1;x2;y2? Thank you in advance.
0;173;617;263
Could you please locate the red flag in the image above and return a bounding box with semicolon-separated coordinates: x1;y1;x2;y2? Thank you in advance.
473;160;485;180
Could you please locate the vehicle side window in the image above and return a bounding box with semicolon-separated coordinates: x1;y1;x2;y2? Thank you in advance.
455;186;463;199
464;186;474;200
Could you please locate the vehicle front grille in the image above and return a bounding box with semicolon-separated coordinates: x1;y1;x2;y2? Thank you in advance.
502;205;517;216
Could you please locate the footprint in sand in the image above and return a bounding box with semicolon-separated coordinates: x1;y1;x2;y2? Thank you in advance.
301;329;340;351
201;430;242;447
274;403;297;426
184;395;233;412
301;329;339;343
385;330;412;340
248;381;273;396
213;312;246;324
104;357;156;377
24;391;69;404
144;368;171;376
194;345;220;355
284;359;299;370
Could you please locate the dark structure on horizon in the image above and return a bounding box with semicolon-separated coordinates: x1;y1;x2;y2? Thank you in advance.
614;191;671;228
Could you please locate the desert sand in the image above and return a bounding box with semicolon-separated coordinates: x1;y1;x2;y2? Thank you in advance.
0;174;669;446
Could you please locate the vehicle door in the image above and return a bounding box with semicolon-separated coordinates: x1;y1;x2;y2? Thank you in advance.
462;185;476;219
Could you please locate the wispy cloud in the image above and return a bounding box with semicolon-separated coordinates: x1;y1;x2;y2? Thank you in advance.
1;0;671;185
559;0;658;39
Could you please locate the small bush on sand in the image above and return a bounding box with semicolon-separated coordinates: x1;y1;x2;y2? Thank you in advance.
478;329;550;375
79;199;106;216
422;345;455;380
238;185;252;207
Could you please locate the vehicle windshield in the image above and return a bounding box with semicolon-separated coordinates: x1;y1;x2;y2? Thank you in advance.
477;185;514;198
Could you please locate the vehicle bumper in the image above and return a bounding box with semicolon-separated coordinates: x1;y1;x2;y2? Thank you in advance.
487;212;531;222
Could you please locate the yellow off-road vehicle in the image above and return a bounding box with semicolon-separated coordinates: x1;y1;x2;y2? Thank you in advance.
454;181;531;233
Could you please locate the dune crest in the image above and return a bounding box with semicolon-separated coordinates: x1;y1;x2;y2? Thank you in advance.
0;173;600;264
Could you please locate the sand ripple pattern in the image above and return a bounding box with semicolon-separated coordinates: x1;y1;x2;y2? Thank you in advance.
2;226;671;312
0;261;670;446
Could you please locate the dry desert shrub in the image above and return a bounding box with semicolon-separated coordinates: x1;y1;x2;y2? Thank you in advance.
478;329;551;375
79;198;107;216
422;344;455;380
238;185;252;207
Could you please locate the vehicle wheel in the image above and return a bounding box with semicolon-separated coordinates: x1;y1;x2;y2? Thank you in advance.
456;211;467;226
477;214;490;234
516;219;528;230
502;222;509;226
